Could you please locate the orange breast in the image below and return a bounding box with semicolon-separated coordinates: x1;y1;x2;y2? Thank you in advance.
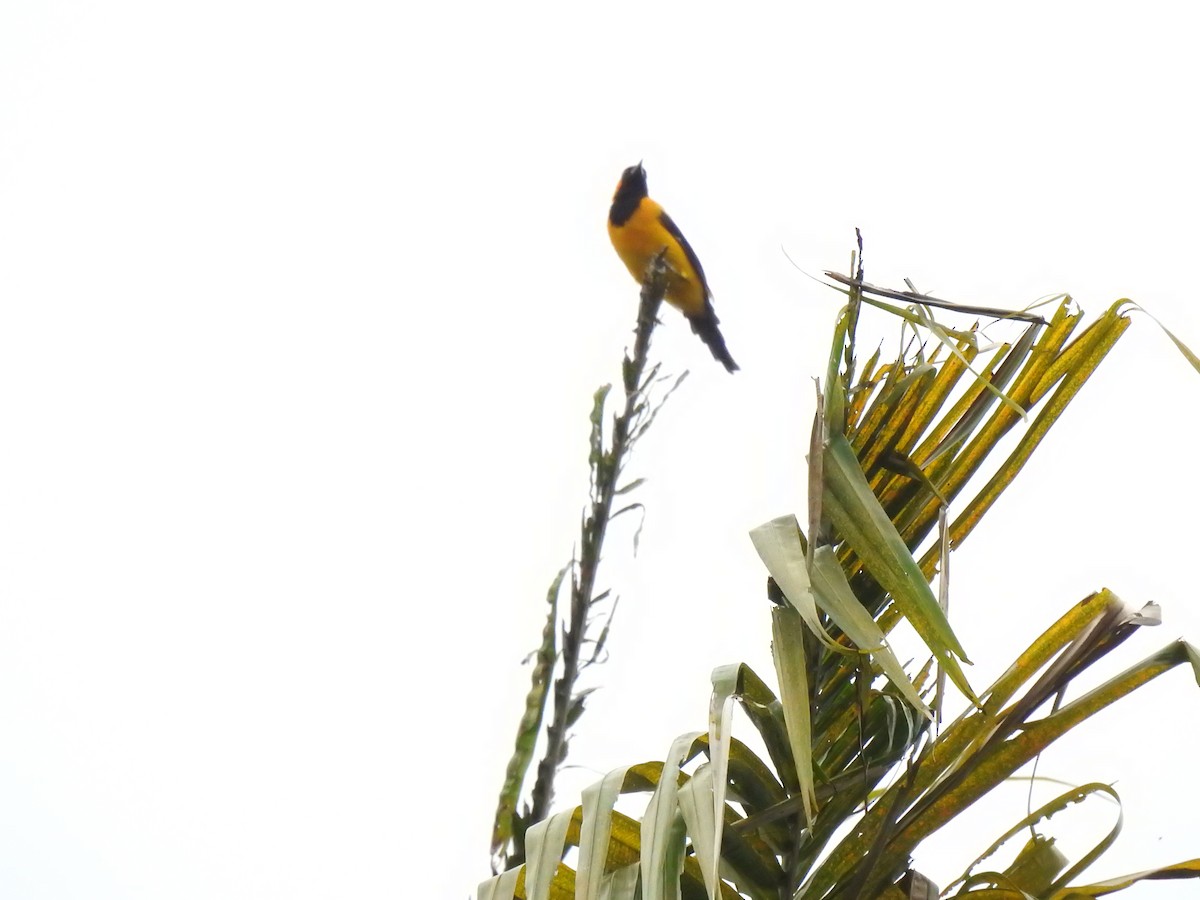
607;199;707;317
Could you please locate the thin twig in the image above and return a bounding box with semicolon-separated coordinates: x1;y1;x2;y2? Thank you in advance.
824;270;1048;325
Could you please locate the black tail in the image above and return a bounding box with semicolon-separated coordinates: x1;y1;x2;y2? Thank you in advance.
687;311;739;373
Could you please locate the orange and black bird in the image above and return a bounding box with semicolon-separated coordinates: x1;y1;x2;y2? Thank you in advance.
607;162;738;373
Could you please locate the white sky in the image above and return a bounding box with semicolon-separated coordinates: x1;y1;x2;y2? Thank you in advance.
2;2;1199;898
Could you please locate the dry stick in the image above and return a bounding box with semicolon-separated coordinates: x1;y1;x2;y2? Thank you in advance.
526;257;669;826
824;270;1048;325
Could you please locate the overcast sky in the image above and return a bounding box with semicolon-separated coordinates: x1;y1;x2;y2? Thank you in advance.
2;2;1198;898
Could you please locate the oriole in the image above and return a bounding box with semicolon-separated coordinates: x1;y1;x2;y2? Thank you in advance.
607;162;738;373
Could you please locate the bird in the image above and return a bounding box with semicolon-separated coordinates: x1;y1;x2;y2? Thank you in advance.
607;162;738;373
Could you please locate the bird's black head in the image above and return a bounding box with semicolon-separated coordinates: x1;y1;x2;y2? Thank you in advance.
609;161;647;225
617;161;647;197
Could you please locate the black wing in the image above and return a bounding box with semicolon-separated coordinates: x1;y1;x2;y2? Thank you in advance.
657;210;711;298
